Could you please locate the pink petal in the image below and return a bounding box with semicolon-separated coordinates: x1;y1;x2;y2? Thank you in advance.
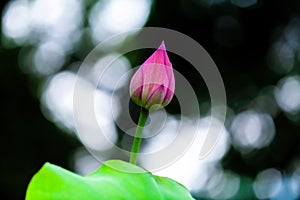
145;84;165;109
130;68;143;98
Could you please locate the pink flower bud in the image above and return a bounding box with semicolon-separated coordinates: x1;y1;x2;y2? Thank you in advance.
130;41;175;110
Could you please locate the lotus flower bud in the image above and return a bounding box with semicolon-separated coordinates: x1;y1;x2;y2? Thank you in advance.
130;41;175;110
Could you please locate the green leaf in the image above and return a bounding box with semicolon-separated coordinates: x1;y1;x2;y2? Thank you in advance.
26;160;194;200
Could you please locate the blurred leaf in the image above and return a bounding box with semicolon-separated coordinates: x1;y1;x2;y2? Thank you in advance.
26;160;194;200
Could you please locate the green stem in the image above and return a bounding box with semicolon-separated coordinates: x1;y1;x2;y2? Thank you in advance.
130;107;149;165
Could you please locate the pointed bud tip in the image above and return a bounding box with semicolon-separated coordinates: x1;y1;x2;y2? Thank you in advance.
158;40;166;50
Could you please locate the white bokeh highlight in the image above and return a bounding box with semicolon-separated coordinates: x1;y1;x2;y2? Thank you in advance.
275;76;300;114
2;0;31;44
230;110;275;152
89;54;131;91
42;71;119;151
33;41;66;75
253;168;282;199
141;116;231;191
73;148;101;176
89;0;152;44
290;166;300;198
3;0;83;48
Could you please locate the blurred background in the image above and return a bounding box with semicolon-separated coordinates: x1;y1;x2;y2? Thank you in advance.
1;0;300;199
